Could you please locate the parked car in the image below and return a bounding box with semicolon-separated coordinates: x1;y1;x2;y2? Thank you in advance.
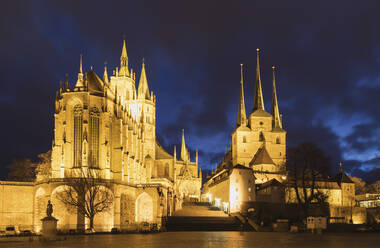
140;222;150;233
5;226;18;236
85;228;95;234
19;230;33;236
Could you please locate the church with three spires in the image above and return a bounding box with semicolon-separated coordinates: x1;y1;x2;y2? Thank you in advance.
203;48;287;212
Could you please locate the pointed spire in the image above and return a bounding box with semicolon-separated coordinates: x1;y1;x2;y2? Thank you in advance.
79;54;83;74
76;54;84;87
137;58;150;100
236;64;247;127
253;48;265;112
103;61;109;85
119;38;129;76
174;145;177;160
196;149;199;166
271;66;282;129
64;73;69;89
180;129;188;162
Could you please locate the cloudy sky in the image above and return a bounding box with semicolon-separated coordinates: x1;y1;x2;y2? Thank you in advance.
1;0;380;182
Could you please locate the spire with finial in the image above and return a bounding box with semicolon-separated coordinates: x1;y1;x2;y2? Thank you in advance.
119;37;129;76
271;66;282;129
339;162;343;173
103;61;109;85
64;73;69;89
253;48;265;112
76;54;84;87
180;129;188;162
236;63;247;127
137;58;150;100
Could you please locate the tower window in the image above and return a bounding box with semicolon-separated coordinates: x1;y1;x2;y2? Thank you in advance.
89;107;100;168
243;136;246;143
259;132;265;142
276;137;280;144
73;105;83;167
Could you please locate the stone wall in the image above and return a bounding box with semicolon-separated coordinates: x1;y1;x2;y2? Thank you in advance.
0;181;35;231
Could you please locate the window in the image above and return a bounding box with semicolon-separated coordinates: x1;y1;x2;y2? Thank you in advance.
259;132;264;142
89;107;100;168
243;136;246;143
73;105;83;167
276;137;280;144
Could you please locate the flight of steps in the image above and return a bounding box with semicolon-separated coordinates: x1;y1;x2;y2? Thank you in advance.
166;202;243;231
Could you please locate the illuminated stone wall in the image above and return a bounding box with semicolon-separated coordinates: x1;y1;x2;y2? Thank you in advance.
204;166;255;213
0;41;206;231
0;181;34;231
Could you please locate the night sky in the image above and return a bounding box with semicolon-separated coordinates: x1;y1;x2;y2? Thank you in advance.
1;0;380;182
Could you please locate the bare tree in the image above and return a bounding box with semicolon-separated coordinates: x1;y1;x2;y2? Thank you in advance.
7;158;36;181
287;142;330;218
56;168;114;230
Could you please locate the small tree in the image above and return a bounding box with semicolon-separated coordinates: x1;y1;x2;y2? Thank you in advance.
56;168;114;230
287;142;330;219
35;150;52;181
7;158;36;181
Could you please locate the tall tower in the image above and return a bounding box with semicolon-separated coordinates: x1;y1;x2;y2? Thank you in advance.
231;50;286;183
232;64;251;166
135;59;156;161
109;39;136;102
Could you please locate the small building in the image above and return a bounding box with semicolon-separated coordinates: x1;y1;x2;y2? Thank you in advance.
356;193;380;208
256;179;284;203
203;165;256;213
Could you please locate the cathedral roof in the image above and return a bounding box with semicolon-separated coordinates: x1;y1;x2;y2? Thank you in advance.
155;141;173;160
249;145;275;166
86;69;104;92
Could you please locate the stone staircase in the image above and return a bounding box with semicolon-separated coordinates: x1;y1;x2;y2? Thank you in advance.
166;202;243;231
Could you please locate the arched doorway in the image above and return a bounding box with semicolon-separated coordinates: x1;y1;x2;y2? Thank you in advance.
135;192;153;223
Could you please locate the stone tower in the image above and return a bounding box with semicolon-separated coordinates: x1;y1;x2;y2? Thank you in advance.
231;49;286;183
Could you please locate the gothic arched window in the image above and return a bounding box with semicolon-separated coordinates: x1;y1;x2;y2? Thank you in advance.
276;137;280;144
89;107;100;168
259;132;265;142
73;105;83;167
243;136;247;143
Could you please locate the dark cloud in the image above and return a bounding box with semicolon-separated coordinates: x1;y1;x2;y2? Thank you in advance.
1;0;380;183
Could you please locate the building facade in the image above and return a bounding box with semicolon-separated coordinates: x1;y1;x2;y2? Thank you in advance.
203;49;286;211
203;50;366;224
0;40;201;232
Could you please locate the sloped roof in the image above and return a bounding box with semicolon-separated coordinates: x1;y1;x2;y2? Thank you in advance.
249;146;275;166
87;69;104;92
334;172;354;185
155;141;173;160
257;178;284;190
250;109;272;118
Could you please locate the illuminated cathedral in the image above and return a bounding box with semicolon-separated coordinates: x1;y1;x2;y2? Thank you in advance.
0;40;201;232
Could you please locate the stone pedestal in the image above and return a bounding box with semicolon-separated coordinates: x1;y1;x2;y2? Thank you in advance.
41;216;58;240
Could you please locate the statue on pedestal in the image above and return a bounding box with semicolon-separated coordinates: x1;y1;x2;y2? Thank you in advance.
46;200;53;217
